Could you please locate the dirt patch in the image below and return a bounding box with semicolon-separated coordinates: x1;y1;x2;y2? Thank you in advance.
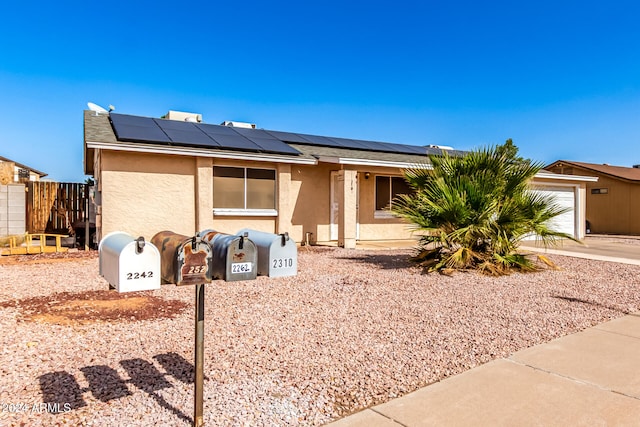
0;290;189;325
0;250;98;265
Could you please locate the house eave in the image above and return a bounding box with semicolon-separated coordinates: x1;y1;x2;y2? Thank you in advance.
315;156;432;169
534;171;599;182
85;141;318;165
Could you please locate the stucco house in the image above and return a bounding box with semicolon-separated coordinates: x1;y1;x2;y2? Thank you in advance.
546;160;640;235
84;109;595;247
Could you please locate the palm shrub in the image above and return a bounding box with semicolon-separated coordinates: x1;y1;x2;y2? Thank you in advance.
392;140;574;275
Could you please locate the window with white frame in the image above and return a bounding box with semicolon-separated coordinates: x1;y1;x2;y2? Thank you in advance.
213;166;276;212
375;175;413;213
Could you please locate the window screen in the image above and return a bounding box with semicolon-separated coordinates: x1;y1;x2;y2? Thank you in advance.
247;169;276;209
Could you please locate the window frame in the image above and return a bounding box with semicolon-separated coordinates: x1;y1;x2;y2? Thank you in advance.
212;165;277;216
374;175;412;219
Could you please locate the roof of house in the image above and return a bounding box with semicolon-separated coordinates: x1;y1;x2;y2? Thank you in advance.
0;155;47;177
546;160;640;182
84;110;456;174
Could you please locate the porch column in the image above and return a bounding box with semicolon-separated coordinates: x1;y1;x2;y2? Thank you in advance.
195;157;214;233
338;169;357;249
276;164;293;235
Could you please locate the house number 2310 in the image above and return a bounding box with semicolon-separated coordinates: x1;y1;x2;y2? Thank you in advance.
272;258;294;269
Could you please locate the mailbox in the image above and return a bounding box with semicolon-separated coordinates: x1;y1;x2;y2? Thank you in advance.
237;229;298;277
197;230;257;282
150;231;213;285
98;231;161;293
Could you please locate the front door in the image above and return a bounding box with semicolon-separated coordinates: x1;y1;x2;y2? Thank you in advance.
330;171;360;241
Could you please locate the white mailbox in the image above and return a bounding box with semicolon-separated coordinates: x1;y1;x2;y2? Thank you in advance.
99;231;161;293
236;229;297;277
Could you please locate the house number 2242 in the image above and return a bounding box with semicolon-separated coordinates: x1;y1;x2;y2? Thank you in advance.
126;271;154;280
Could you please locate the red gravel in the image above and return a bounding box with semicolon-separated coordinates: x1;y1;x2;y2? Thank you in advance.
0;247;639;426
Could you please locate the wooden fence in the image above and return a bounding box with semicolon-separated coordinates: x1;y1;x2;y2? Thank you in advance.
26;182;88;234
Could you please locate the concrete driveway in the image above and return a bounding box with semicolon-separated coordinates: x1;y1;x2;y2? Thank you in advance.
520;235;640;265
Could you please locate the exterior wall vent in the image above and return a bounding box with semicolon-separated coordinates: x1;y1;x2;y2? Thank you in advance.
221;121;256;129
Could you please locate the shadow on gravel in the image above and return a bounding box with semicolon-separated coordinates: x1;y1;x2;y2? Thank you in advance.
38;352;195;423
552;295;630;314
340;254;415;270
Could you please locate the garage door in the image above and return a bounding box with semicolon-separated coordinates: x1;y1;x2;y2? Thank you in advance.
526;186;576;239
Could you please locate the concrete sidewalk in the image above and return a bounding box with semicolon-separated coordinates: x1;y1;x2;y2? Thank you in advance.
327;313;640;426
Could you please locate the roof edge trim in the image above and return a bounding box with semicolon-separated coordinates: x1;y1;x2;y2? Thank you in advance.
86;141;317;165
534;171;599;182
316;156;432;169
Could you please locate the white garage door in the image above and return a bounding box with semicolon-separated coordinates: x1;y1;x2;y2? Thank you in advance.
526;186;576;239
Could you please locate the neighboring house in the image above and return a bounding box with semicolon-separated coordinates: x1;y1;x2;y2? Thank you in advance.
546;160;640;235
84;110;594;247
0;155;47;185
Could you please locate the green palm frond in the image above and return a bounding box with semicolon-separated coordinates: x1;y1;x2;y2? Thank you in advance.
394;139;575;276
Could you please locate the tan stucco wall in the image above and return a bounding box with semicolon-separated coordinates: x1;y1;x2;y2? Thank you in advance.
584;175;640;235
210;218;276;234
100;151;196;240
290;163;333;243
196;157;214;231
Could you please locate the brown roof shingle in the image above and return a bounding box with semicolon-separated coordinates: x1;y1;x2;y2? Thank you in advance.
546;160;640;182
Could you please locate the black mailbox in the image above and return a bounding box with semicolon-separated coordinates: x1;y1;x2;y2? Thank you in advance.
151;231;213;285
197;229;257;282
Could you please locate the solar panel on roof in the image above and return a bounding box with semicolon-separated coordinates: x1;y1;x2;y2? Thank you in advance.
262;130;311;144
110;112;437;157
204;132;262;151
110;113;171;143
248;137;301;155
297;134;347;148
195;123;241;136
230;127;301;154
153;119;221;147
403;145;430;155
334;138;379;151
265;126;430;156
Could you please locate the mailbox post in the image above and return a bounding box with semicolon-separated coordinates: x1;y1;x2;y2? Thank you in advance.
194;283;205;427
150;231;212;427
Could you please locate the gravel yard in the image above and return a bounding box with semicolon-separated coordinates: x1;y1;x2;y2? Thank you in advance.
1;246;640;426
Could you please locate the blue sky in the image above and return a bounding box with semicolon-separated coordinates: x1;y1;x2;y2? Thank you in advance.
1;1;639;181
